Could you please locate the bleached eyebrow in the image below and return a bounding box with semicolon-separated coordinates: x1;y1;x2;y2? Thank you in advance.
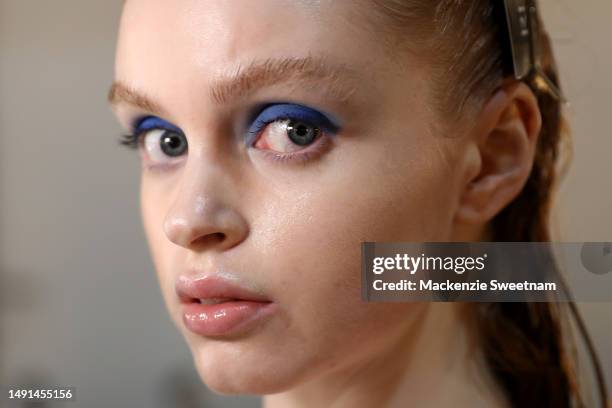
108;82;165;116
108;56;357;113
208;56;358;104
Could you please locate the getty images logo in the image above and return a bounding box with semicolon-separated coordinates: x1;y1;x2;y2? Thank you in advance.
581;242;612;275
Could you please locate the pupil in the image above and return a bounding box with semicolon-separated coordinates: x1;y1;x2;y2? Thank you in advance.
287;121;319;146
160;132;187;157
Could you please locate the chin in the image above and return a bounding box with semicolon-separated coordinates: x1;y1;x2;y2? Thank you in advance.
189;340;303;395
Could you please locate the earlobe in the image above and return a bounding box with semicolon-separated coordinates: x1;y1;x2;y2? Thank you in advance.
454;81;542;226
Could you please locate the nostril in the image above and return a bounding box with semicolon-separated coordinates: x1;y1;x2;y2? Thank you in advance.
211;232;225;241
191;232;226;249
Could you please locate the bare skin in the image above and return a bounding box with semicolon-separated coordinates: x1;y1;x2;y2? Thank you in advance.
110;1;541;407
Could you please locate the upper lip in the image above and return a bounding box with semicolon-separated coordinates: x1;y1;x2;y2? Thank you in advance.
175;273;271;304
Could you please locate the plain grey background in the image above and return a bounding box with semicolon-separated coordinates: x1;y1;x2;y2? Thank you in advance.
0;1;610;407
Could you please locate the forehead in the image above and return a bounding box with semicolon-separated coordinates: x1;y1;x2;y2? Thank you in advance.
116;0;385;85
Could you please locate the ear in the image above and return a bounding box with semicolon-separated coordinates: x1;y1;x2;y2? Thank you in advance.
454;81;542;226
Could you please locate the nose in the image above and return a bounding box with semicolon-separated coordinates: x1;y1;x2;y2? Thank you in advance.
163;165;249;252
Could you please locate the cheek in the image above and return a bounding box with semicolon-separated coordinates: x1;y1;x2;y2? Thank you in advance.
253;133;457;293
243;137;456;369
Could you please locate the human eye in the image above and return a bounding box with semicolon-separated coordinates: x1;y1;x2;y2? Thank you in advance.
120;116;188;165
246;103;341;163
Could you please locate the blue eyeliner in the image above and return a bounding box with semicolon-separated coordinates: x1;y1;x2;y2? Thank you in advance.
246;103;341;146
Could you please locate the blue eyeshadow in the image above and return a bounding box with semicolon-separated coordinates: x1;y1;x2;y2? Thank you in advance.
246;103;341;145
133;116;182;134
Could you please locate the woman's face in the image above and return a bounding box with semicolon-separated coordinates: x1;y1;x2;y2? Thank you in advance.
113;0;472;394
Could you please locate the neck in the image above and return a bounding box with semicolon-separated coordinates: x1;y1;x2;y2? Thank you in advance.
264;304;509;408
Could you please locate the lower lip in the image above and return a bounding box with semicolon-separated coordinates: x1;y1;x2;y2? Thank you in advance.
182;300;275;337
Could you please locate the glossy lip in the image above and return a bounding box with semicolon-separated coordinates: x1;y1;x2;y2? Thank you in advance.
176;274;276;338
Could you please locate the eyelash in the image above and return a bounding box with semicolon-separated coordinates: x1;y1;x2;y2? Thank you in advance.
119;116;178;150
119;132;141;149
